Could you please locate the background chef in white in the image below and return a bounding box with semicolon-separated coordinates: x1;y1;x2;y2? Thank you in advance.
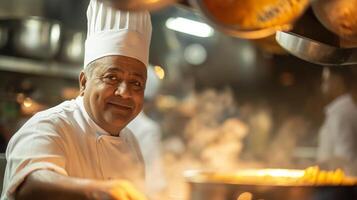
1;0;152;199
128;65;166;198
317;66;357;176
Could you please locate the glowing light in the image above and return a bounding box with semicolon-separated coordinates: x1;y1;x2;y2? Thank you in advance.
184;43;207;65
165;17;214;37
23;97;33;108
154;65;165;80
237;192;253;200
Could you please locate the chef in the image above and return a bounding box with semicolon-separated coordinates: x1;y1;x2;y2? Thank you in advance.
1;0;152;199
317;66;357;176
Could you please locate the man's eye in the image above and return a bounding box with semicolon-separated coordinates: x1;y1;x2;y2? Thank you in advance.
102;75;119;85
107;75;117;80
131;81;143;89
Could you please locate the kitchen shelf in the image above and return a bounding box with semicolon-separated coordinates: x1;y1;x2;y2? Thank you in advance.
0;55;82;80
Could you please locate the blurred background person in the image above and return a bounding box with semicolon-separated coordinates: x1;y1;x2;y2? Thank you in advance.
317;66;357;176
128;65;166;198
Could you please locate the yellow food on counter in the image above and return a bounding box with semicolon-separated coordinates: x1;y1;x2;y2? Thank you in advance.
192;166;357;186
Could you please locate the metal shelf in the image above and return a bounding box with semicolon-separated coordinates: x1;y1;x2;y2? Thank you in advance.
0;55;82;80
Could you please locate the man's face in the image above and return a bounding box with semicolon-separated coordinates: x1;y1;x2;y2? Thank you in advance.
80;55;147;135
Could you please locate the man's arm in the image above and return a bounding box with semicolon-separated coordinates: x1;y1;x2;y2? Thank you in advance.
15;169;147;200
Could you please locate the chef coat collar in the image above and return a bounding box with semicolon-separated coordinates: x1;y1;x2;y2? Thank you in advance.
76;96;114;136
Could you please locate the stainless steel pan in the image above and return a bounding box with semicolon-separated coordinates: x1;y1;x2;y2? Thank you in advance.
276;31;357;66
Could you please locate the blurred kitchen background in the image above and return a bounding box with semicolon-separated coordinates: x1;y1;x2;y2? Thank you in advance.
0;0;355;198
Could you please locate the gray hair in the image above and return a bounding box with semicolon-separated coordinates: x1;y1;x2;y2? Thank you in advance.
83;60;100;79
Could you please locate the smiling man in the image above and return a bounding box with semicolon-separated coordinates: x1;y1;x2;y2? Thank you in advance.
81;56;147;135
1;0;152;200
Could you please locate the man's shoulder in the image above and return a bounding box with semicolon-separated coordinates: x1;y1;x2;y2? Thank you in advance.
22;99;80;129
35;99;79;118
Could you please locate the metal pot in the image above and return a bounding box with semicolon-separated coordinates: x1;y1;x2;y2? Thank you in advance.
190;0;310;39
0;24;8;50
59;30;85;64
98;0;178;11
12;17;61;60
184;170;357;200
312;0;357;42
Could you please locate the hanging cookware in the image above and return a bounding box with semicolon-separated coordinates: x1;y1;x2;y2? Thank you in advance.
185;169;357;200
276;31;357;66
312;0;357;42
98;0;178;11
190;0;310;39
58;30;85;64
0;23;8;51
11;17;62;60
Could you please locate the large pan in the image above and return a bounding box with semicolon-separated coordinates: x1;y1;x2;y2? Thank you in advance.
184;169;357;200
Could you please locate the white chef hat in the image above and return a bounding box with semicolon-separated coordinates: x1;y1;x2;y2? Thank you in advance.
84;0;152;67
145;65;162;100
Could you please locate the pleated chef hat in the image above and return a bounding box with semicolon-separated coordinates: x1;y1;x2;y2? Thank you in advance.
84;0;152;67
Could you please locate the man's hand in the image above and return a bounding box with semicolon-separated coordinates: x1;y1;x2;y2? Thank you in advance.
16;170;147;200
86;179;148;200
109;180;148;200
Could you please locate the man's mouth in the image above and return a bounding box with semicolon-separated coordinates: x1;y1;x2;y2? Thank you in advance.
108;101;133;111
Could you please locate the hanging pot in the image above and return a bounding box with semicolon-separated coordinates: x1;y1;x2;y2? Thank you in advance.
0;24;8;50
190;0;310;39
58;30;85;64
11;17;62;60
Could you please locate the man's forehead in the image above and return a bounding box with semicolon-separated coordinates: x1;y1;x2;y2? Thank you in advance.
95;56;147;77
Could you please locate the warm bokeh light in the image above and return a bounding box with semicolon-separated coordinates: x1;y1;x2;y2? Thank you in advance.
23;97;33;108
237;192;253;200
154;65;165;80
279;72;295;86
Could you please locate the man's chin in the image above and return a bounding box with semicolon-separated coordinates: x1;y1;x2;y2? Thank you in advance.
105;114;131;127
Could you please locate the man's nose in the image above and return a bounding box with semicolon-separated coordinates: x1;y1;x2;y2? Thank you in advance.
114;82;131;98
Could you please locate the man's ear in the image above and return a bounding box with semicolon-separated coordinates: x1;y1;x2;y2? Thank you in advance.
79;71;87;96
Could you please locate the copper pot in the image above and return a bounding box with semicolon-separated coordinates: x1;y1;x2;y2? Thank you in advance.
190;0;310;39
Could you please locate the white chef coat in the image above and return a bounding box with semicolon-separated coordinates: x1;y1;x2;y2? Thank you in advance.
127;111;166;196
1;97;144;200
317;94;357;175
